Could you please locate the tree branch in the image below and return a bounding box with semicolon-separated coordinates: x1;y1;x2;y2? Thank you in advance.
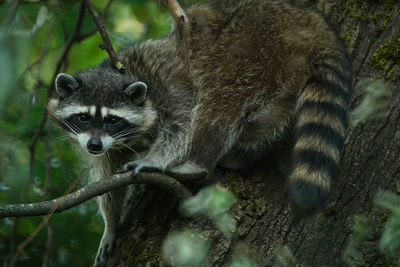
75;0;113;42
0;172;191;218
83;0;124;71
164;0;188;26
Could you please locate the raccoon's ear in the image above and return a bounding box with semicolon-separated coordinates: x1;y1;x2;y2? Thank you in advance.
55;73;79;98
124;81;147;104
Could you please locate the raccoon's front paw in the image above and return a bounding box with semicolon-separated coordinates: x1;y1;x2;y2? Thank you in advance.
116;159;162;175
93;232;116;267
166;161;208;182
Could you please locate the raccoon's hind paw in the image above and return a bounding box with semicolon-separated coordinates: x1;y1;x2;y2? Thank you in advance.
166;161;208;182
116;159;162;175
289;180;329;219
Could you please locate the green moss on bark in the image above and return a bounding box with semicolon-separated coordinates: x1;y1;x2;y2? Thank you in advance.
370;37;400;75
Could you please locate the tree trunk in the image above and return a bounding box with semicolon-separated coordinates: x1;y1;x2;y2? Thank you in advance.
108;1;400;266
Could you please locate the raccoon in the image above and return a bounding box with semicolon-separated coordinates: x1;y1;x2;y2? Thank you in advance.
47;0;352;265
47;39;194;266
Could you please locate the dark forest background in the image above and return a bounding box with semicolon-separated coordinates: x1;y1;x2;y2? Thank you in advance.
0;0;399;266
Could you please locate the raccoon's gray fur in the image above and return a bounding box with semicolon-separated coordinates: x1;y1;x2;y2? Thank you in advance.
47;0;352;265
47;39;193;265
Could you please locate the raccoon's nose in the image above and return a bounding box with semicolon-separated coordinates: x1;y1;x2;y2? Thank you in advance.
87;138;103;152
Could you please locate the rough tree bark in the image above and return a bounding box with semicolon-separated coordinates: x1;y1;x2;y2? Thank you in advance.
107;0;400;266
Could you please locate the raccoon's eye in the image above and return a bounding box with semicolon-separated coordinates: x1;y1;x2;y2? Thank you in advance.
77;114;90;123
105;116;121;125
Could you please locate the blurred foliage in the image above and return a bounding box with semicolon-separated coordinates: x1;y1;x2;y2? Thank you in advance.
273;245;298;267
162;230;209;267
162;185;236;267
230;254;258;267
343;191;400;266
0;0;171;266
168;185;256;266
350;78;391;127
180;184;236;236
375;191;400;259
343;215;374;266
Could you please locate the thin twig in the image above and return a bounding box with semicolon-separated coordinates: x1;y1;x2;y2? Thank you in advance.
38;121;51;267
7;220;18;267
75;28;97;42
83;0;124;71
42;122;51;198
42;224;53;267
1;0;21;31
103;0;114;16
0;172;192;218
16;171;86;254
9;169;88;266
49;1;86;95
30;25;52;104
75;0;114;42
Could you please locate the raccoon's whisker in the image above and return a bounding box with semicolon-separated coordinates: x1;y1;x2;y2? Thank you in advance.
142;129;155;140
110;146;122;153
113;130;138;140
115;134;142;143
111;146;130;157
62;123;78;136
114;132;135;139
61;118;81;135
54;135;72;141
105;150;112;160
69;122;82;134
113;127;138;138
119;143;141;158
112;128;134;137
59;119;76;134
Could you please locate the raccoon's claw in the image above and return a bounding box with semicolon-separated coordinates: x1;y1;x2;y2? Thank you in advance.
116;159;162;175
166;161;208;182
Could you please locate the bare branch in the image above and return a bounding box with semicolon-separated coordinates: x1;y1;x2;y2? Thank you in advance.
83;0;125;72
0;172;191;218
164;0;188;28
75;0;113;42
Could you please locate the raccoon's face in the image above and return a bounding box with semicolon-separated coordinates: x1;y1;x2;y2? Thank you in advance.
47;70;157;156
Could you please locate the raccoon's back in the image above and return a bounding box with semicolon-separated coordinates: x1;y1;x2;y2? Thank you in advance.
185;0;340;96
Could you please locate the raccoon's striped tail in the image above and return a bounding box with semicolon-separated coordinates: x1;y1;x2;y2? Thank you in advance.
289;50;352;217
